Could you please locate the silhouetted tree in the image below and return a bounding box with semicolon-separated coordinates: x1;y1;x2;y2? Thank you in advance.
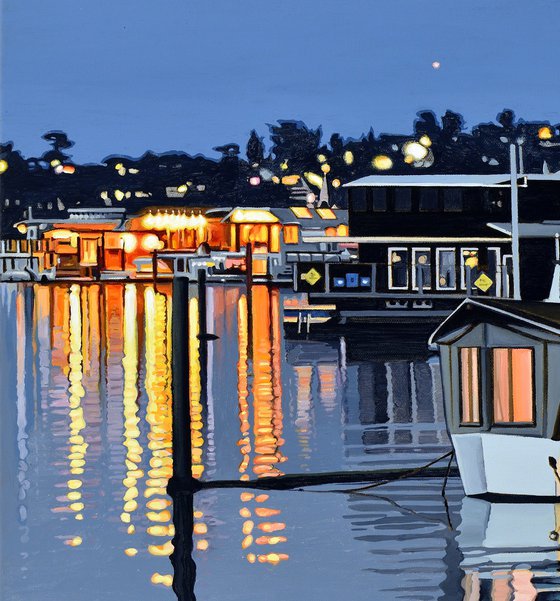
246;130;265;166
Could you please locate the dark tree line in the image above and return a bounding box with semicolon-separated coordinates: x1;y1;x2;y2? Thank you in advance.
1;110;560;235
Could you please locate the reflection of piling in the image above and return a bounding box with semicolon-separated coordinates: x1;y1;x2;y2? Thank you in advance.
169;275;198;601
197;269;207;339
246;243;253;357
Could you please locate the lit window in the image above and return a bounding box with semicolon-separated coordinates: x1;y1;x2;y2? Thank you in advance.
283;225;299;244
317;208;336;220
290;207;312;219
325;227;337;237
388;247;409;289
412;248;431;290
81;239;98;265
336;224;348;236
460;348;481;424
436;248;456;290
492;348;534;424
460;248;478;289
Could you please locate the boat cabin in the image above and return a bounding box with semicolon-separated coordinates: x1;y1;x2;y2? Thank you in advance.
429;298;560;497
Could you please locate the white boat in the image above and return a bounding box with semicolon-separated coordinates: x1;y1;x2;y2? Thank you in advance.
430;298;560;498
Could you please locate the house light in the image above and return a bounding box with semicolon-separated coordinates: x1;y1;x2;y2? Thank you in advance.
317;154;327;163
321;164;331;174
0;159;7;174
419;135;432;147
402;142;428;161
372;155;393;170
141;234;163;251
539;126;553;140
281;175;299;186
343;151;354;165
120;233;137;253
304;172;323;188
249;176;261;186
115;190;125;201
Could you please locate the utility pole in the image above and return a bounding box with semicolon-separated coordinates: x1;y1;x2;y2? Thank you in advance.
510;144;521;300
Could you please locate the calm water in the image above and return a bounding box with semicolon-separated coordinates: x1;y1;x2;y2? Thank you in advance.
1;282;560;600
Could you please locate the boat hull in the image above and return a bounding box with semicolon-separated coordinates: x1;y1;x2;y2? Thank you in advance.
452;432;560;498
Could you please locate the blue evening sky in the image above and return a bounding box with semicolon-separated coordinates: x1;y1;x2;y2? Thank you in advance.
1;0;558;162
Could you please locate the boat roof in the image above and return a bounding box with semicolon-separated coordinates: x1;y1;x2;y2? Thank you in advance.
344;175;512;188
345;173;560;188
429;298;560;345
488;222;560;238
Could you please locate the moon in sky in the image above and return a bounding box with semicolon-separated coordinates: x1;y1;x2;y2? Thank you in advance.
432;61;441;69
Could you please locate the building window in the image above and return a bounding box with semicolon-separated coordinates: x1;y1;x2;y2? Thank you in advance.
81;239;98;265
394;188;412;212
336;224;348;236
372;189;387;212
460;248;479;289
443;189;463;212
492;348;534;425
436;248;456;290
419;189;439;212
460;347;481;424
283;225;299;244
290;207;312;219
412;248;431;290
317;208;336;220
388;247;409;289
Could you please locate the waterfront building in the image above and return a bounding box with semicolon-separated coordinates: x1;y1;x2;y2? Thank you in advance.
10;204;350;281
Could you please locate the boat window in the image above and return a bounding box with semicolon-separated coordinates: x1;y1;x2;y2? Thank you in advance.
388;247;409;289
419;189;439;212
460;248;479;290
460;348;481;425
492;348;534;425
412;248;431;290
372;189;387;212
443;189;463;212
436;248;456;290
394;188;412;212
350;189;367;212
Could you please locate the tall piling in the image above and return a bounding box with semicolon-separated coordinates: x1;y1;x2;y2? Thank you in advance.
168;275;198;601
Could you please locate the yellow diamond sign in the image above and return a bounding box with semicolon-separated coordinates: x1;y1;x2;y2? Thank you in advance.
474;272;493;292
300;268;322;286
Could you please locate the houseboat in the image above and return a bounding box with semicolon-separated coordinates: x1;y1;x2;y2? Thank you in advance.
430;298;560;498
301;172;560;319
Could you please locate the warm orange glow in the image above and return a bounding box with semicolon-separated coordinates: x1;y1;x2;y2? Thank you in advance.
254;507;281;517
148;541;174;556
141;234;163;251
16;223;27;234
120;233;137;253
255;494;269;503
241;492;255;502
258;522;286;533
283;225;299;244
193;523;208;535
231;209;279;224
539;126;553;140
124;548;138;557
151;573;173;587
493;348;533;423
196;539;209;551
317;208;336;220
242;520;254;534
290;207;312;219
460;348;480;424
281;175;300;186
337;224;349;236
372;155;393;170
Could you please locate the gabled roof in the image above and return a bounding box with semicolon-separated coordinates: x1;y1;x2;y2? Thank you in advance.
344;175;512;188
429;298;560;345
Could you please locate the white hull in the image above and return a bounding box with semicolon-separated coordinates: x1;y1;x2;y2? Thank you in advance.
452;433;560;497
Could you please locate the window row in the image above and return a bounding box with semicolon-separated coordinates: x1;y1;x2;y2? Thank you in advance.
460;347;534;426
388;247;502;292
350;187;506;214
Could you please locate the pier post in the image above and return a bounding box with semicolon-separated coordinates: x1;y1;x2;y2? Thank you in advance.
169;275;197;492
169;275;198;601
197;269;207;339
